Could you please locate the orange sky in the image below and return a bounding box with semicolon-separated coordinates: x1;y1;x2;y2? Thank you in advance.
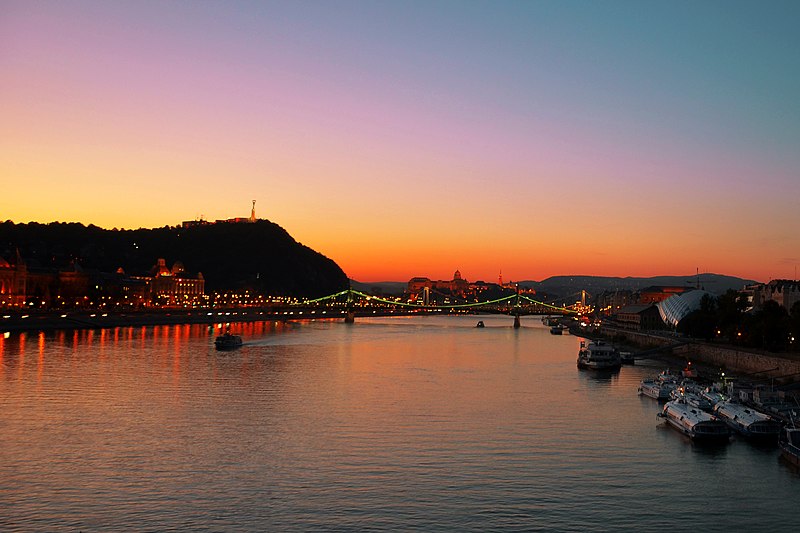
3;2;799;283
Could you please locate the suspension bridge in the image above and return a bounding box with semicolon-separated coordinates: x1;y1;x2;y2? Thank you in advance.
298;289;582;327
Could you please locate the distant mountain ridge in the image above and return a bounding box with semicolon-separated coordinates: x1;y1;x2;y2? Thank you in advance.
351;273;758;298
519;273;757;297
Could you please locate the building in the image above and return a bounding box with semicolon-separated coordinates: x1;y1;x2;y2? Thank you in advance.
185;201;259;228
752;279;800;312
637;286;690;304
135;258;205;306
613;304;664;331
0;253;26;307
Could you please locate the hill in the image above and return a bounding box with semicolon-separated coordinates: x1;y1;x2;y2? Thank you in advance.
0;220;348;297
518;273;757;299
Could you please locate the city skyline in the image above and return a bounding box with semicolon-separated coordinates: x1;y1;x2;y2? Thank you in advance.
3;1;799;283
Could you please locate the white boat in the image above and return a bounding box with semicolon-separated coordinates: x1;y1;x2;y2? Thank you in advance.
658;399;730;442
577;340;621;370
700;385;728;408
670;381;714;411
638;370;679;401
779;423;800;467
214;332;243;350
712;401;782;440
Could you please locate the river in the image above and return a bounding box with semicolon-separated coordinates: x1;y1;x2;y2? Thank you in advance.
1;315;797;531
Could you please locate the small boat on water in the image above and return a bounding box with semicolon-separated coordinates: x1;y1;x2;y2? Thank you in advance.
214;332;243;350
658;398;730;442
712;401;782;440
670;381;715;411
681;361;698;378
619;351;635;365
542;316;559;326
475;320;485;328
779;423;800;467
550;324;566;335
639;370;679;401
700;385;728;408
577;340;621;370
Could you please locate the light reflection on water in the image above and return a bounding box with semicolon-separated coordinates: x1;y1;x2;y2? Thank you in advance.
1;316;798;531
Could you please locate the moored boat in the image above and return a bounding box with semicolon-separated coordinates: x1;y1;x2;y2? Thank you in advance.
638;370;679;401
550;324;566;335
658;399;730;442
779;423;800;467
214;332;243;350
577;340;621;370
670;381;714;411
712;401;782;440
619;351;635;365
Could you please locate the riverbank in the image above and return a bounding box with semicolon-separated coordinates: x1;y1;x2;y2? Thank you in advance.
0;307;435;334
594;325;800;387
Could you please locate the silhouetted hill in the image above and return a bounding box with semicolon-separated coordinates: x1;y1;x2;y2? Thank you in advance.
0;220;348;297
350;280;407;295
518;273;757;299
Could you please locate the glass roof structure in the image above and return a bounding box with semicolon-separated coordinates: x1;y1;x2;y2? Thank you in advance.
657;290;714;328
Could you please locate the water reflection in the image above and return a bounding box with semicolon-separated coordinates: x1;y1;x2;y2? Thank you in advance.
0;316;798;531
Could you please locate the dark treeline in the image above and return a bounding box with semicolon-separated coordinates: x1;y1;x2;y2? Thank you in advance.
679;290;800;352
0;220;349;297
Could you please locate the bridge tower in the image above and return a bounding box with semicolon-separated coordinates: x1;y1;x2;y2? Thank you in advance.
344;288;355;323
513;284;521;328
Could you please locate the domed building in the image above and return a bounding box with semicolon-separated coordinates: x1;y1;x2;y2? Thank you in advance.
657;289;715;328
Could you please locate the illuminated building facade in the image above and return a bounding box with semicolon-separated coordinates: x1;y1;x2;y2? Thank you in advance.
752;279;800;311
0;253;26;306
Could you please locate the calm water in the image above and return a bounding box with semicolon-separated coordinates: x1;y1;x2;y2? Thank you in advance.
1;315;798;531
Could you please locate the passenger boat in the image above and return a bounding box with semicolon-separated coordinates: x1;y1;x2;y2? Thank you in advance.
577;340;621;370
658;399;730;442
638;370;679;401
670;381;714;411
779;423;800;467
700;385;728;409
214;332;243;350
712;401;782;440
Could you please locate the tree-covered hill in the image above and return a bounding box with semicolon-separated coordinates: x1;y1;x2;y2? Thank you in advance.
0;220;348;297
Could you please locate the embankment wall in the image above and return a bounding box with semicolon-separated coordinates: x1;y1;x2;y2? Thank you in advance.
602;326;800;382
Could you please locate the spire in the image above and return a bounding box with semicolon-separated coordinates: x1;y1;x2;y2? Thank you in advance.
250;200;256;223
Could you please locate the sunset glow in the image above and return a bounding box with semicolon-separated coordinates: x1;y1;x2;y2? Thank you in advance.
2;1;799;283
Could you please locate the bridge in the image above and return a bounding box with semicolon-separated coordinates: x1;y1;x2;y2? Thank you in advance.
298;289;581;328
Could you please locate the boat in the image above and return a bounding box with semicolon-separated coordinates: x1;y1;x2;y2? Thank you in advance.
640;379;676;401
475;320;485;328
542;315;559;326
638;371;679;401
669;381;715;411
658;398;730;442
619;351;635;365
681;361;698;378
779;422;800;467
577;340;621;370
700;385;728;409
214;332;243;350
712;401;782;440
550;324;566;335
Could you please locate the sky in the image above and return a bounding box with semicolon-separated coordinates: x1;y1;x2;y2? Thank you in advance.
2;1;799;283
